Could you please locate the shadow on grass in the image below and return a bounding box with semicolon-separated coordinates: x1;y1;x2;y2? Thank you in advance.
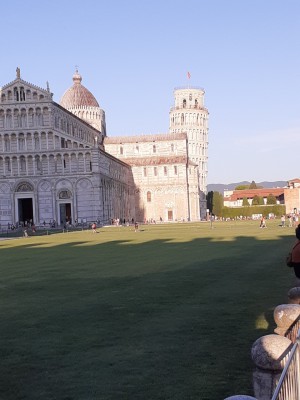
0;232;295;400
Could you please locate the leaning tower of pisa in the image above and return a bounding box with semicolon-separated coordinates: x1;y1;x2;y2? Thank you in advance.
169;86;209;218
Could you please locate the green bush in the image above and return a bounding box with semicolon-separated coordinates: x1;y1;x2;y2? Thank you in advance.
220;205;286;218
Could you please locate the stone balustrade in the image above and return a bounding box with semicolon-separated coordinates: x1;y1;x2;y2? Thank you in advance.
224;283;300;399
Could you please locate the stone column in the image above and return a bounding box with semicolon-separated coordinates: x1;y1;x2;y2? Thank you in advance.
34;189;39;225
51;184;56;224
17;156;20;176
251;334;292;400
273;304;300;342
83;154;86;173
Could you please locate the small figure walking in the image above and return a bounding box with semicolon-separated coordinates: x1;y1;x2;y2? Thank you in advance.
23;228;28;238
91;222;97;233
260;216;266;228
134;221;139;232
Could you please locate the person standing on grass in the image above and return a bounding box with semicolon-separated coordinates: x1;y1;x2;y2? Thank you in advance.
134;221;138;232
281;215;286;227
259;216;266;228
289;224;300;279
91;222;97;233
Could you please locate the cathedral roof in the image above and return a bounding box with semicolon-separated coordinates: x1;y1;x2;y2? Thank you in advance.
104;132;187;144
60;70;99;109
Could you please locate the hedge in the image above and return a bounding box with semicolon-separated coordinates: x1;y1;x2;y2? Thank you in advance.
220;205;286;219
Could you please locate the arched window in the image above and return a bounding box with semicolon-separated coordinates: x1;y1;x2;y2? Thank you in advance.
171;143;174;152
147;191;151;202
153;144;156;153
120;146;123;155
183;99;186;108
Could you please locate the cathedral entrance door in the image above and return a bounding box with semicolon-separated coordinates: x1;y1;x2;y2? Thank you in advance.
17;198;33;225
168;210;173;221
59;203;72;225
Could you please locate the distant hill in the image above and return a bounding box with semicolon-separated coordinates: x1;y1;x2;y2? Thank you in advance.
207;181;288;193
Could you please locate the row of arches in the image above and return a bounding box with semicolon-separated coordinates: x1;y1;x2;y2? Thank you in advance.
1;87;47;102
0;152;93;177
72;108;103;121
0;107;49;129
171;129;208;142
189;143;208;157
0;131;88;152
170;112;208;127
182;98;199;108
53;111;96;145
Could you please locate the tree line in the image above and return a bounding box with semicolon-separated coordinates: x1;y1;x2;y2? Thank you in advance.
206;180;285;218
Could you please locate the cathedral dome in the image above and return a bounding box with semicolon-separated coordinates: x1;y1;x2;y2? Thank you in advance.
60;70;99;108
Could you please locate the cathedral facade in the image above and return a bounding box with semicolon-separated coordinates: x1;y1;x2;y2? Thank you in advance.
0;69;208;227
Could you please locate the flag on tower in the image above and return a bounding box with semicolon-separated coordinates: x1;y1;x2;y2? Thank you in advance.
187;71;191;79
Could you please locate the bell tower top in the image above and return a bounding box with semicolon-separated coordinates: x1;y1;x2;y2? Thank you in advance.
173;86;205;110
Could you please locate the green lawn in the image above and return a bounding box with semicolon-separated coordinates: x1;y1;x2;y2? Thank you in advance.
0;220;295;400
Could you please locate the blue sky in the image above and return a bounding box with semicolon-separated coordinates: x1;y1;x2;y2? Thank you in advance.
1;0;300;184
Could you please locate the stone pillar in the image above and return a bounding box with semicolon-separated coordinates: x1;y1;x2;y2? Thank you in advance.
273;304;300;339
251;334;292;400
17;156;20;176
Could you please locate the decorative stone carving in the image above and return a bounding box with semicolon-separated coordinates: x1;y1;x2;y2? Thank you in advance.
16;182;33;192
273;304;300;336
0;183;10;193
77;178;92;190
58;190;72;199
39;180;51;191
56;179;72;190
